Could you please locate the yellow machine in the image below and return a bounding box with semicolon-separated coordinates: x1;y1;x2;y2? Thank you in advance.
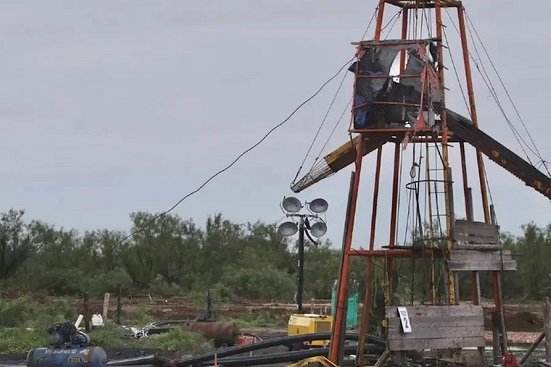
287;314;333;347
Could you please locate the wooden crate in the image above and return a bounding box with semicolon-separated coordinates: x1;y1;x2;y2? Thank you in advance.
386;305;485;351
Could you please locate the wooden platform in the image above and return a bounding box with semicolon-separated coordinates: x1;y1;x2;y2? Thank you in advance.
386;305;485;351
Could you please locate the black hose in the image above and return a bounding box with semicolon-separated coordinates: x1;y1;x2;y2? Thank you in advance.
159;332;383;367
200;344;385;367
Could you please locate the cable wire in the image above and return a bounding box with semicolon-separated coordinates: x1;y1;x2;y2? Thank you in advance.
317;98;352;158
442;20;470;115
361;5;379;41
292;6;378;183
292;69;350;184
464;10;550;176
118;57;355;244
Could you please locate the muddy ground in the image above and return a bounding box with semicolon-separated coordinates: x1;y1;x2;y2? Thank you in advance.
0;297;546;365
71;296;545;331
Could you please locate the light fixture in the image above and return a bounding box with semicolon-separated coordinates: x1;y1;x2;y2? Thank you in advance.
309;221;328;238
307;198;328;214
276;196;328;314
282;196;302;213
278;221;299;237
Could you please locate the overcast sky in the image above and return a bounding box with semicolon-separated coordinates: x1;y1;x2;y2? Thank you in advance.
1;1;549;247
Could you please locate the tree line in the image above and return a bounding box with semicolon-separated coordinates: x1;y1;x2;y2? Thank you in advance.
0;209;549;302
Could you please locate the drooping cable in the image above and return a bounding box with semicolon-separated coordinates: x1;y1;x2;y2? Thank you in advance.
292;6;378;184
292;70;350;184
118;57;355;244
316;98;352;159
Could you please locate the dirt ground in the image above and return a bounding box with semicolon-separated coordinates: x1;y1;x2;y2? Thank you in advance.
0;296;545;365
69;295;545;331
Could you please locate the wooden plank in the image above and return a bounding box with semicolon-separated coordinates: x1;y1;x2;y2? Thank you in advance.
449;250;513;262
455;219;499;235
454;243;503;251
454;220;499;245
386;305;485;351
388;326;484;340
544;297;551;362
448;260;517;271
387;315;483;329
386;305;483;318
455;234;498;244
388;336;485;351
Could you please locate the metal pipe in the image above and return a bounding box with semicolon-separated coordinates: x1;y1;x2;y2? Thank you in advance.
297;217;305;313
520;331;545;364
457;5;491;224
374;0;386;41
357;147;383;364
329;136;365;363
435;0;456;306
387;142;401;300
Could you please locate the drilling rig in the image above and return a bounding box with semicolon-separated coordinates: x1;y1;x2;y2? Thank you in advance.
291;0;551;365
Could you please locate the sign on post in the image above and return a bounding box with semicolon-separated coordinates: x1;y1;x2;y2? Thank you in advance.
397;306;412;333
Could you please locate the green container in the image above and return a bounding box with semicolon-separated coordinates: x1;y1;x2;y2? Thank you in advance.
331;279;359;329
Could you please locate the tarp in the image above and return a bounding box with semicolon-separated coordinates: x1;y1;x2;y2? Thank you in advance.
351;41;440;129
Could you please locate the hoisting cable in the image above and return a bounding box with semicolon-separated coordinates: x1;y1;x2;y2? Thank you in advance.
291;6;378;184
382;9;403;39
446;8;548;174
442;10;498;212
442;23;470;115
361;5;379;41
443;9;534;165
465;10;551;177
291;70;350;184
117;56;355;244
464;14;536;167
316;99;352;159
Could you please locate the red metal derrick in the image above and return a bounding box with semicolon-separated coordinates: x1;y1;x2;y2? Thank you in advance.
328;0;501;364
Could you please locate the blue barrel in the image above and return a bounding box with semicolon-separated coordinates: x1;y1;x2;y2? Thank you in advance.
27;347;107;367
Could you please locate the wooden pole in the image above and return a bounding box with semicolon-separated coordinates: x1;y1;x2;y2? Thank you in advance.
83;292;90;332
102;292;110;322
491;311;501;365
520;331;545;365
544;297;551;362
116;287;122;325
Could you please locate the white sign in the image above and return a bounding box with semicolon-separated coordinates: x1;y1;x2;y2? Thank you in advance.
397;306;412;333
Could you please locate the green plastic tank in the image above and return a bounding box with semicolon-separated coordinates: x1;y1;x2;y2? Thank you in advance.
331;278;359;329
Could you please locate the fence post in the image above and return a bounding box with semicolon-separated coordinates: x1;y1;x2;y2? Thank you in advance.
102;292;110;322
83;292;90;332
544;297;551;362
116;287;122;325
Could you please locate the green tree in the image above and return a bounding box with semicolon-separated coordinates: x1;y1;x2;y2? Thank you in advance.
0;210;37;288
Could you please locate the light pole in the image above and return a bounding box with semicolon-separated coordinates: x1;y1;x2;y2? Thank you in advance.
278;197;328;313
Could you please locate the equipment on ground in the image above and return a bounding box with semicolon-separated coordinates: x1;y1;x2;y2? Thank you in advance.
287;314;333;348
27;321;107;367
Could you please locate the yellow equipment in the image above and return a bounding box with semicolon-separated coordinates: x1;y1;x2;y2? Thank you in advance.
287;314;333;347
286;356;337;367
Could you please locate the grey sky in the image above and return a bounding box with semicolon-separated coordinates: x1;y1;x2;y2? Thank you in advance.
1;1;549;247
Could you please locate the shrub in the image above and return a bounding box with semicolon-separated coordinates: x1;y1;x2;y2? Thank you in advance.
136;328;212;354
222;267;294;300
0;328;48;354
